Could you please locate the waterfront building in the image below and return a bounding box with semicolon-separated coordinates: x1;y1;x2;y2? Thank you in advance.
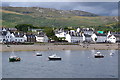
96;34;106;43
4;31;27;43
91;33;97;42
55;28;66;38
0;35;3;43
55;31;66;38
65;33;83;43
106;31;116;43
26;34;36;42
35;32;48;42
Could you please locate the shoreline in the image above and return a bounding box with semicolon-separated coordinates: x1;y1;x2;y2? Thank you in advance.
0;43;119;52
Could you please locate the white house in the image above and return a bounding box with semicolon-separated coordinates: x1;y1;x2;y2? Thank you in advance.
55;32;66;38
91;33;97;42
70;30;76;36
12;37;26;42
4;31;27;42
35;35;48;42
2;28;7;32
107;35;116;43
5;31;12;42
65;34;83;43
97;36;106;43
76;28;80;33
106;31;116;43
35;32;48;42
23;35;27;41
0;35;3;43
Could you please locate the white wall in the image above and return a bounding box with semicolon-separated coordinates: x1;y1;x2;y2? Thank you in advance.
0;36;3;43
65;34;83;43
5;31;12;42
36;36;48;42
107;35;116;43
97;36;106;42
12;37;25;42
65;34;71;42
5;31;26;42
55;32;66;38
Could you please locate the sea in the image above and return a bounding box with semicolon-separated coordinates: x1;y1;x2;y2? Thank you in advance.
2;50;118;78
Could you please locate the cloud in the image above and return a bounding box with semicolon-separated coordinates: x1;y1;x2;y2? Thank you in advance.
1;0;120;2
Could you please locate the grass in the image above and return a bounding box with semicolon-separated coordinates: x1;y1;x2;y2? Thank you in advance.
1;8;116;28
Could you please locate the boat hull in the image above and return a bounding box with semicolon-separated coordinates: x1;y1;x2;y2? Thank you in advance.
9;57;21;62
36;54;42;56
94;56;104;58
48;57;61;60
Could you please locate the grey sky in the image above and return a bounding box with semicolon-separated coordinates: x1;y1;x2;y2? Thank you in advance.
2;2;118;16
1;0;119;2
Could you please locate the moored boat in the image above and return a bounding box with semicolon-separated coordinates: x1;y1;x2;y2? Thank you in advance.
48;54;61;60
94;52;104;58
36;52;42;56
9;52;21;62
9;56;21;62
110;53;114;56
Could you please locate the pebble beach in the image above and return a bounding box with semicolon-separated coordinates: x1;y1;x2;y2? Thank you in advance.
0;43;119;52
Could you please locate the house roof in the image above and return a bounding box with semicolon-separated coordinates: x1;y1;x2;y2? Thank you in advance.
96;33;107;36
13;32;24;37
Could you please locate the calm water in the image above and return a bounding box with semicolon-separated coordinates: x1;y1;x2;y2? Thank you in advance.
2;50;118;78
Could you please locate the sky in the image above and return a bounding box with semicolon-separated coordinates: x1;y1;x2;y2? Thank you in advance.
1;1;119;16
1;0;120;2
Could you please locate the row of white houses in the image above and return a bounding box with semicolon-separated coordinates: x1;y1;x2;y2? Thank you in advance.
4;31;27;42
0;29;49;43
0;28;117;43
55;28;117;43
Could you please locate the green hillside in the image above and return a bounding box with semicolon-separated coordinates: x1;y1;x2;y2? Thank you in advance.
1;7;117;28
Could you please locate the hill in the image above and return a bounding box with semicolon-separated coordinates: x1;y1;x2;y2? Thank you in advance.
1;7;117;28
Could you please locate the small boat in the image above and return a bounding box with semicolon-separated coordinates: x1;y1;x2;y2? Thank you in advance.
36;52;42;56
9;56;21;62
94;52;104;58
110;53;114;56
48;54;61;60
9;52;21;62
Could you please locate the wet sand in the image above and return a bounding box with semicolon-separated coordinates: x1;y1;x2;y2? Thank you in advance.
0;43;119;52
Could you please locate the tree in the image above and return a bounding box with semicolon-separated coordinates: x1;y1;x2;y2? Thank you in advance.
15;24;35;32
43;27;55;37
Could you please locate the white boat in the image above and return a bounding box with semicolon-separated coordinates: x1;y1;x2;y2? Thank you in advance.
48;54;61;60
36;52;42;56
94;52;104;58
110;53;114;56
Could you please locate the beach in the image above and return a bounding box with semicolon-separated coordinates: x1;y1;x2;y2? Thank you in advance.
0;43;119;52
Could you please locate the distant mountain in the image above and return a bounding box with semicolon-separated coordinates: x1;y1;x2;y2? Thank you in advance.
1;7;117;28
